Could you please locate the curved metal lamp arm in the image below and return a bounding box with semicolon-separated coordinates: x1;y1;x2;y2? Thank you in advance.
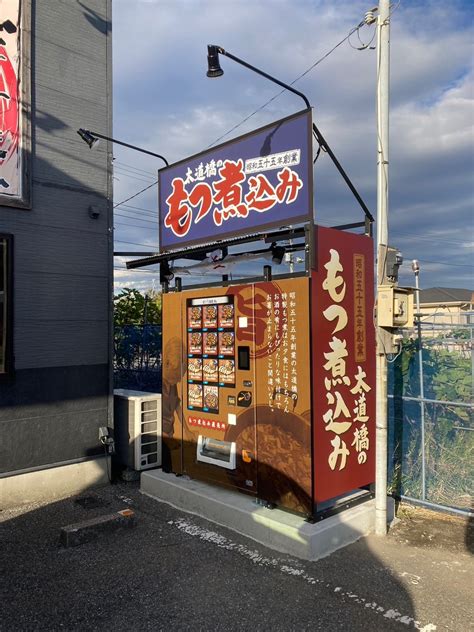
209;45;310;110
77;128;169;166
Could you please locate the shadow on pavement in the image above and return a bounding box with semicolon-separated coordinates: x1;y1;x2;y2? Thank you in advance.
0;464;425;632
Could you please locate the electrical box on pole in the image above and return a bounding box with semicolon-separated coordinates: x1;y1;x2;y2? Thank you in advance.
377;286;414;328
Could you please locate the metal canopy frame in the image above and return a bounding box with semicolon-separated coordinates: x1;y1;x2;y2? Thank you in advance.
125;220;370;293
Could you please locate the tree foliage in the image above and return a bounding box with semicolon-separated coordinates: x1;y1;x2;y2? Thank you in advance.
114;288;162;326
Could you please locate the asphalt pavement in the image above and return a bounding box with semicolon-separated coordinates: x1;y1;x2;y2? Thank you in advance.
1;480;472;631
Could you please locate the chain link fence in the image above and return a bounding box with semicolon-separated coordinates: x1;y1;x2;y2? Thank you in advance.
388;311;473;513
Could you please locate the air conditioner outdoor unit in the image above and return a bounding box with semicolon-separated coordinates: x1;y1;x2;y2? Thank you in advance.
113;389;162;471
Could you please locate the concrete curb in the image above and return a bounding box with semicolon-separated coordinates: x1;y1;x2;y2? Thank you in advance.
59;509;136;547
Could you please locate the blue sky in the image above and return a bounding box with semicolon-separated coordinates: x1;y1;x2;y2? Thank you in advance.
111;0;473;293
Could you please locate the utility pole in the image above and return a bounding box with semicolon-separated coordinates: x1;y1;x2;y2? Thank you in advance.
375;0;391;536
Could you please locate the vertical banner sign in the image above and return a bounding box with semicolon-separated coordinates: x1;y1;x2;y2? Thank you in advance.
0;0;31;208
312;226;375;504
158;109;313;252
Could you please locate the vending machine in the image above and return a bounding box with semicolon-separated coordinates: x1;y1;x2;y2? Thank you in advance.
161;225;375;518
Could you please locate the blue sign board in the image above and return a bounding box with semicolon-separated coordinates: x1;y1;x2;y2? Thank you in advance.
158;108;313;252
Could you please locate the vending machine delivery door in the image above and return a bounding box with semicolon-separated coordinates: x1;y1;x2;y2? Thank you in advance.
197;436;237;470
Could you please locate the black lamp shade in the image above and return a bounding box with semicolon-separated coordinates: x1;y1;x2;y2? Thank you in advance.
206;45;224;78
271;245;285;265
77;128;100;149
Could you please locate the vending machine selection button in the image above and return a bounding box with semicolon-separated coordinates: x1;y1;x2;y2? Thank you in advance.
243;380;252;388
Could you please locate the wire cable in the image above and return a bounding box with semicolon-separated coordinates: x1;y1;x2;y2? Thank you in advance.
114;213;158;225
116;203;156;214
114;239;158;248
115;207;157;219
114;169;156;185
114;161;157;177
114;180;158;208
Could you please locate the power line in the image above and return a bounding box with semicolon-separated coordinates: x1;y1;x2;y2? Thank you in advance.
114;212;158;225
114;221;158;230
390;231;472;248
114;169;156;185
409;258;473;269
115;208;157;220
113;180;158;208
114;239;158;248
114;161;157;177
114;164;156;179
115;205;158;219
116;203;156;213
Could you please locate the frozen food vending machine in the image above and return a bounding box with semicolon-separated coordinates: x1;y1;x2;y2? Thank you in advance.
161;226;376;518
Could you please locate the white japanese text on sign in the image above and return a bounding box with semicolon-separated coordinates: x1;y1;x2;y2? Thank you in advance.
322;249;371;470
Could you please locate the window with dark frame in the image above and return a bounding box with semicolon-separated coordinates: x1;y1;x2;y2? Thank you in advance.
0;234;13;376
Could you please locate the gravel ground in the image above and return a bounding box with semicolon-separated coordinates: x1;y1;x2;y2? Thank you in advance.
1;480;472;631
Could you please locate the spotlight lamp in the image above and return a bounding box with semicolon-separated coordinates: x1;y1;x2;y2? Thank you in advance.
160;261;174;284
206;45;224;78
271;244;286;265
77;128;100;149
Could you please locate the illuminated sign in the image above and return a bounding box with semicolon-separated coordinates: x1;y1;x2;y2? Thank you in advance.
158;109;312;252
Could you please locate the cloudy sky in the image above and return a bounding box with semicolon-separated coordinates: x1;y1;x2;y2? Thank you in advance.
111;0;473;294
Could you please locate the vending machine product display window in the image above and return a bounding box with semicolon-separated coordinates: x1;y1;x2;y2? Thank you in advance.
186;296;236;415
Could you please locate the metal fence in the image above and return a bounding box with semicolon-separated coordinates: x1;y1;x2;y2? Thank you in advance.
114;325;162;393
388;311;473;514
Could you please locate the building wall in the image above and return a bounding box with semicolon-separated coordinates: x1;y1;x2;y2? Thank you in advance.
0;0;113;476
418;303;473;326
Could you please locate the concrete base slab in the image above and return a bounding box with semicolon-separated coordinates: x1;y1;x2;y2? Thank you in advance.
141;470;394;561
